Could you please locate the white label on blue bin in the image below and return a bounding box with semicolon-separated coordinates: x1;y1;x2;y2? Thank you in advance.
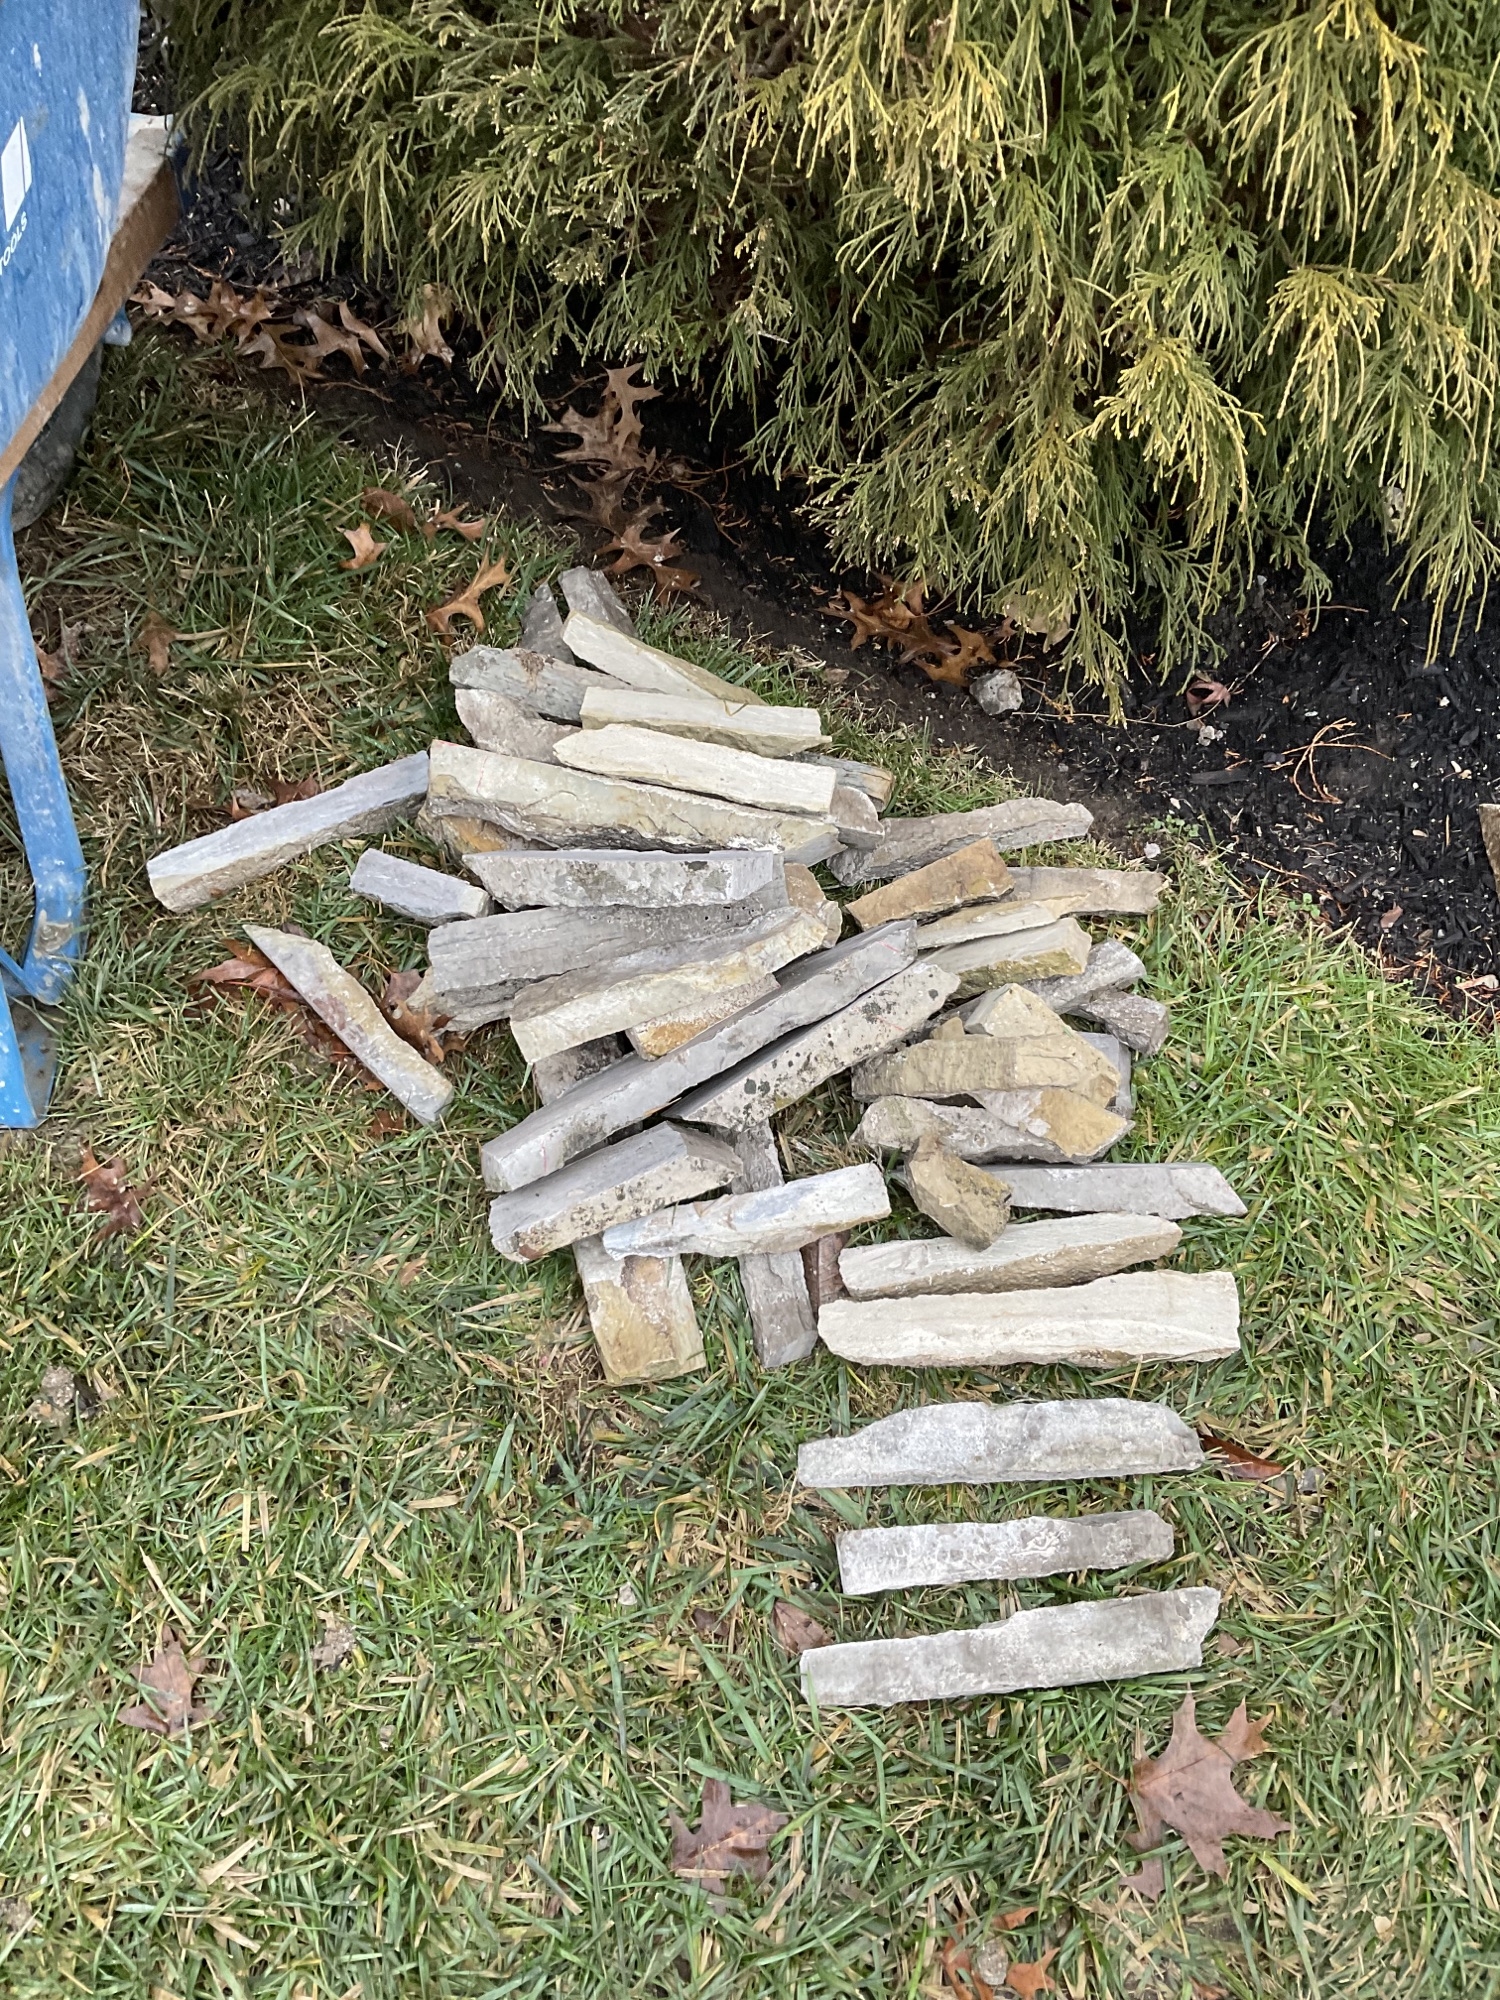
2;119;32;233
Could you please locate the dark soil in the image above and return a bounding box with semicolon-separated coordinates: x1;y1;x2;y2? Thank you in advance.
138;153;1500;1005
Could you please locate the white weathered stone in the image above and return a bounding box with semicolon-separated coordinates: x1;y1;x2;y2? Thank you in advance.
817;1270;1240;1368
148;753;429;912
579;686;826;757
350;849;491;925
836;1509;1175;1594
572;1235;704;1383
556;725;838;816
847;838;1014;932
603;1162;890;1258
829;798;1094;886
970;667;1023;716
831;782;883;850
508;907;829;1061
839;1213;1181;1298
855;1091;1129;1164
454;686;574;762
675;960;960;1133
480;924;918;1192
627;971;780;1057
796;754;895;809
800;1588;1220;1708
1079;1032;1132;1113
913;898;1073;948
488;1122;740;1260
558;567;635;634
928;917;1093;998
563;613;766;708
992;1164;1248;1219
427;742;839;863
852;1026;1119;1106
244;924;454;1126
797;1396;1206;1487
728;1122;818;1368
467;846;783;912
903;1139;1012;1248
449;646;612;723
520;582;576;661
1001;865;1166;916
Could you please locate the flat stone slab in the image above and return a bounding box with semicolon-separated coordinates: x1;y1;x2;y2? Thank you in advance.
675;960;960;1132
350;849;491;925
245;923;454;1126
415;804;522;865
1080;1031;1132;1113
603;1161;890;1257
800;1587;1220;1707
455;686;573;762
556;723;837;816
449;645;612;723
507;906;829;1061
520;582;575;661
580;686;825;758
797;1396;1206;1487
558;566;635;634
627;971;780;1056
532;1034;629;1104
479;923;917;1191
488;1121;741;1261
1071;988;1170;1056
839;1213;1182;1298
995;1164;1248;1219
728;1122;818;1368
797;754;895;809
830;799;1094;886
1001;865;1166;916
148;752;429;912
928;917;1093;997
784;861;843;946
846;838;1014;931
427;741;839;863
563;612;765;707
913;898;1073;949
467;846;783;912
836;1509;1175;1594
831;782;882;850
854;1091;1129;1164
818;1269;1240;1368
572;1235;704;1383
852;1026;1118;1106
905;1138;1013;1248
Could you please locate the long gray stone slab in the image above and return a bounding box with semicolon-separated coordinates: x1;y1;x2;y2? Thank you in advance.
488;1122;740;1261
728;1121;818;1368
828;799;1094;887
1001;866;1166;916
467;846;782;912
603;1162;890;1258
532;1034;630;1104
994;1164;1248;1219
563;612;764;707
557;724;837;815
581;686;826;757
244;924;453;1126
1070;987;1170;1056
479;923;917;1192
796;753;895;809
836;1510;1175;1594
349;848;491;925
854;1092;1130;1164
147;753;428;912
797;1397;1206;1487
454;686;574;762
449;646;612;723
520;582;575;661
816;1270;1241;1368
800;1587;1220;1707
838;1214;1182;1298
427;741;839;863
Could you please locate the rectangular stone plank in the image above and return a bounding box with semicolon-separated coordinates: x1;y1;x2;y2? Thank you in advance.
838;1213;1182;1298
994;1164;1249;1219
913;898;1074;949
1022;937;1146;1008
414;804;522;865
468;845;784;912
854;1091;1129;1164
479;923;917;1192
800;1587;1220;1708
1071;987;1170;1056
558;566;635;634
508;906;830;1061
675;960;960;1134
817;1269;1241;1368
851;1031;1118;1107
350;848;491;925
563;612;766;707
627;971;780;1057
847;838;1014;931
829;799;1094;887
1001;865;1166;916
521;581;576;661
455;686;574;762
927;916;1093;998
603;1162;891;1258
796;753;895;809
426;741;840;864
572;1235;704;1383
245;923;453;1126
556;723;837;816
797;1396;1206;1487
148;752;428;912
488;1122;740;1261
532;1034;630;1104
727;1121;818;1368
449;645;612;723
580;686;826;758
836;1509;1175;1594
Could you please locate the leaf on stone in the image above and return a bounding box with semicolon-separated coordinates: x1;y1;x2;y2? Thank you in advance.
402;284;454;368
134;613;177;678
667;1777;787;1896
426;555;511;636
380;969;455;1064
119;1630;212;1737
426;506;487;542
310;1616;356;1671
340;524;387;571
771;1600;830;1655
361;486;420;533
1127;1693;1289;1888
1004;1947;1058;1997
1199;1432;1285;1482
77;1146;147;1239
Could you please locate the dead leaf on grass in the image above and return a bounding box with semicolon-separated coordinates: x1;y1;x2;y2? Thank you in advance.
78;1146;147;1239
426;506;487;542
134;613;177;678
361;486;421;533
227;774;319;820
380;970;456;1064
1199;1432;1285;1483
119;1630;212;1737
367;1106;408;1139
310;1617;356;1671
667;1778;786;1897
27;1364;78;1429
426;555;511;637
190;944;360;1066
770;1601;830;1655
340;524;387;571
1004;1947;1059;1997
1126;1693;1289;1891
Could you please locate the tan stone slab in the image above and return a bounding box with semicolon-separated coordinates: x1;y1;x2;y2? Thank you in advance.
847;838;1014;931
556;724;838;816
416;805;521;861
572;1235;705;1384
853;1092;1130;1165
797;754;895;809
851;1028;1119;1106
927;916;1093;998
627;971;780;1057
579;686;825;757
1001;865;1166;916
784;861;843;945
838;1213;1182;1297
563;612;766;707
830;798;1094;886
905;1138;1012;1248
455;686;574;762
488;1122;741;1260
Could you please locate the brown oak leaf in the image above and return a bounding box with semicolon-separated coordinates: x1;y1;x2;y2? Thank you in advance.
380;970;454;1065
340;524;387;571
191;944;359;1066
770;1601;830;1655
134;613;177;678
426;555;511;637
546;363;659;476
1005;1948;1058;1998
367;1106;408;1139
361;487;420;534
239;322;321;380
602;517;700;598
119;1631;211;1737
1127;1693;1289;1887
78;1146;147;1238
402;285;454;368
297;309;368;374
426;506;487;542
337;301;390;361
920;624;996;687
667;1778;786;1896
1199;1432;1285;1483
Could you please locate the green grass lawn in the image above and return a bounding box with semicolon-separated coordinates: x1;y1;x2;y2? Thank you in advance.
3;333;1500;1999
